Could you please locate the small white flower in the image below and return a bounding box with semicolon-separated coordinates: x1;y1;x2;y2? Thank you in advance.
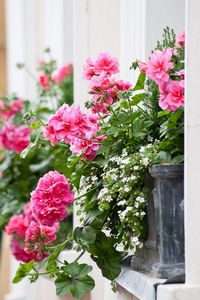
124;185;130;192
121;158;131;165
118;199;126;205
91;175;98;183
106;195;113;202
140;211;146;216
133;166;139;171
122;149;128;157
97;188;109;199
122;177;128;183
136;196;145;203
139;146;145;153
142;157;149;166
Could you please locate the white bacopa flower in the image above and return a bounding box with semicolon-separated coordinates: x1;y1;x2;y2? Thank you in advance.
122;149;128;157
106;195;113;202
91;175;98;183
118;199;126;205
135;203;139;208
141;157;149;166
124;185;130;192
121;158;131;165
139;146;145;153
136;196;145;203
97;187;109;199
122;177;128;183
130;175;136;180
146;144;152;149
147;136;153;142
140;211;146;216
133;166;139;171
131;236;139;244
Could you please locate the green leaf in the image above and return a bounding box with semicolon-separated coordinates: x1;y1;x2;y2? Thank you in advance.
30;121;41;130
130;93;147;106
171;154;184;164
88;232;123;280
20;141;37;159
157;110;170;118
55;262;95;298
74;226;97;247
132;72;146;91
13;261;35;283
46;240;68;273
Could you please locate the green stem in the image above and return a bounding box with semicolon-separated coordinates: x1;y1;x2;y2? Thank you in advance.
25;66;38;82
32;112;47;126
127;98;134;133
136;105;148;115
74;183;101;202
47;239;69;251
74;251;85;263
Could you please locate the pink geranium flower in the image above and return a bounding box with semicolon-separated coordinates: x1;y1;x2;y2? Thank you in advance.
94;52;119;76
0;97;24;119
115;80;132;91
70;135;106;160
5;215;27;236
89;73;115;91
10;98;24;113
53;64;73;84
0;122;31;153
146;48;174;84
176;31;185;47
25;221;57;253
138;61;147;73
31;171;74;226
10;236;47;263
39;75;51;91
159;80;184;111
83;53;119;79
42;104;99;146
83;58;96;80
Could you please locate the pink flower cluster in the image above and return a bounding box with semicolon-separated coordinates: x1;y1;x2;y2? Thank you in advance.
39;64;72;91
5;171;73;263
138;31;185;112
5;205;53;262
0;97;23;119
30;171;74;226
43;104;105;160
0;122;31;153
83;52;132;114
53;64;73;84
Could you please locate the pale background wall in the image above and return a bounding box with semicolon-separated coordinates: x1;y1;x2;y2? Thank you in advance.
4;0;200;300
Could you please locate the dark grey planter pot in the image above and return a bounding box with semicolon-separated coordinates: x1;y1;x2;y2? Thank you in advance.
131;164;184;279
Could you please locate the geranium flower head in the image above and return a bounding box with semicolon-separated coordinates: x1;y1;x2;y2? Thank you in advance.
31;171;74;226
83;58;96;80
146;48;174;84
43;104;99;145
5;214;27;236
159;80;184;111
176;31;185;47
39;75;51;91
94;52;119;76
53;64;73;84
70;135;106;160
138;61;147;73
0;122;31;153
10;236;47;263
25;221;57;253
